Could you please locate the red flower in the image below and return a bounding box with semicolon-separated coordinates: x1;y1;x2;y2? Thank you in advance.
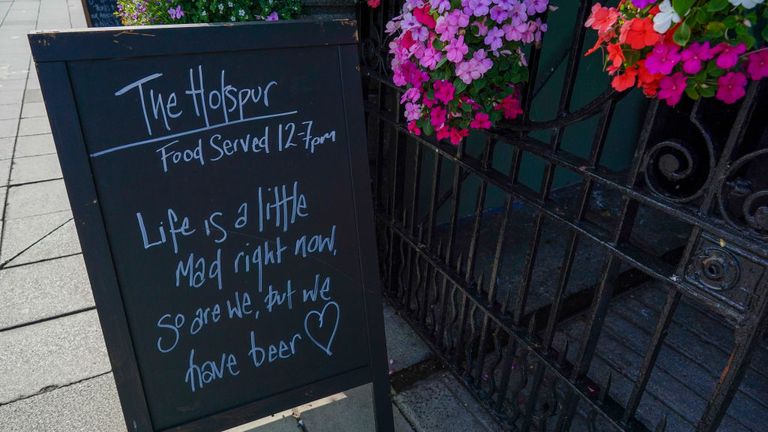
495;95;523;119
414;5;436;29
619;18;659;50
636;60;662;97
449;128;469;145
367;0;380;8
611;66;637;92
585;4;619;36
408;121;421;136
606;43;625;72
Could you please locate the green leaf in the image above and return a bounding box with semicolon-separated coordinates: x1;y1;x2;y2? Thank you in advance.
694;8;711;25
700;85;716;98
433;40;445;50
674;22;692;46
672;0;695;16
706;0;729;12
454;79;467;94
685;86;700;100
422;121;434;136
723;15;739;28
762;25;768;42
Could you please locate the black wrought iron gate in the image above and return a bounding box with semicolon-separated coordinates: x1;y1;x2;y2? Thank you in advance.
357;1;768;431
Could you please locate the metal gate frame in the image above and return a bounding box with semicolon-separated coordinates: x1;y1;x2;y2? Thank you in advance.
358;1;768;430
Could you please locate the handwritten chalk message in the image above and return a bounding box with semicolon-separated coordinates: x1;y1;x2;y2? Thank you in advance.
68;51;371;429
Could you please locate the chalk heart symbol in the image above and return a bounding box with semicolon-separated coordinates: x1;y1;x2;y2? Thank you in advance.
304;301;340;356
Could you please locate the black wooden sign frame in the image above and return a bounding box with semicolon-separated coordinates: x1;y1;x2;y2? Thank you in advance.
29;20;393;432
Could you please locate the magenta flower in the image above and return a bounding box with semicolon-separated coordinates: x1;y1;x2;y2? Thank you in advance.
713;43;746;69
408;121;421;136
168;5;184;20
430;106;447;128
266;11;279;21
484;27;505;51
470;112;492;129
746;50;768;80
631;0;655;7
434;80;456;104
644;43;681;75
657;72;686;106
680;42;714;75
716;72;747;104
446;35;469;63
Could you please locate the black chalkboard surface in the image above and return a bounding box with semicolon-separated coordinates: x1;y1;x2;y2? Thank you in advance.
29;21;392;432
80;0;120;27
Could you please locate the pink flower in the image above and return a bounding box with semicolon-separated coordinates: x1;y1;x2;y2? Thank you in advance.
430;0;451;13
266;11;279;21
470;112;492;129
446;35;469;63
713;43;746;70
462;0;491;17
435;10;470;41
657;72;687;106
644;43;681;75
420;47;442;69
680;42;714;75
716;72;747;104
490;6;509;23
436;126;451;141
484;27;504;51
401;61;429;87
400;87;421;104
503;21;528;42
433;80;456;104
456;50;493;84
367;0;381;7
527;0;548;14
430;106;447;128
404;102;422;121
408;121;421;136
495;95;523;119
747;50;768;80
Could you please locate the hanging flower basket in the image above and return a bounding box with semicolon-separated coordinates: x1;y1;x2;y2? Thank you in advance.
115;0;303;25
386;0;551;145
584;0;768;107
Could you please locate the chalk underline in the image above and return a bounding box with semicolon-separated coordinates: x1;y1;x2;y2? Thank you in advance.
89;110;299;158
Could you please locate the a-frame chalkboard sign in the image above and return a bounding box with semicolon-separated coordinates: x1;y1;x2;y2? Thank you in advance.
28;20;394;432
80;0;120;27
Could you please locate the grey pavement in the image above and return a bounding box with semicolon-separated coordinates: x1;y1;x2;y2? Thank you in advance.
0;0;503;430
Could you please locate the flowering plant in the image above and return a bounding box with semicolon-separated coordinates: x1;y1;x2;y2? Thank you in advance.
116;0;301;25
585;0;768;106
386;0;550;145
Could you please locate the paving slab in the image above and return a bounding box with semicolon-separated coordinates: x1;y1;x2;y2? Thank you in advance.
0;309;110;404
13;132;54;157
0;254;93;330
0;373;125;432
5;216;80;265
0;103;20;120
17;115;49;136
384;303;432;373
9;152;62;184
0;90;23;107
298;384;414;432
0;117;17;137
22;88;42;103
0;158;10;186
20;100;45;118
5;178;69;219
0;136;13;159
0;209;72;263
394;372;501;432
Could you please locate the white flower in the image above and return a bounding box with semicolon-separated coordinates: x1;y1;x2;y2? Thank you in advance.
653;0;681;34
238;9;245;16
729;0;764;8
228;1;233;7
